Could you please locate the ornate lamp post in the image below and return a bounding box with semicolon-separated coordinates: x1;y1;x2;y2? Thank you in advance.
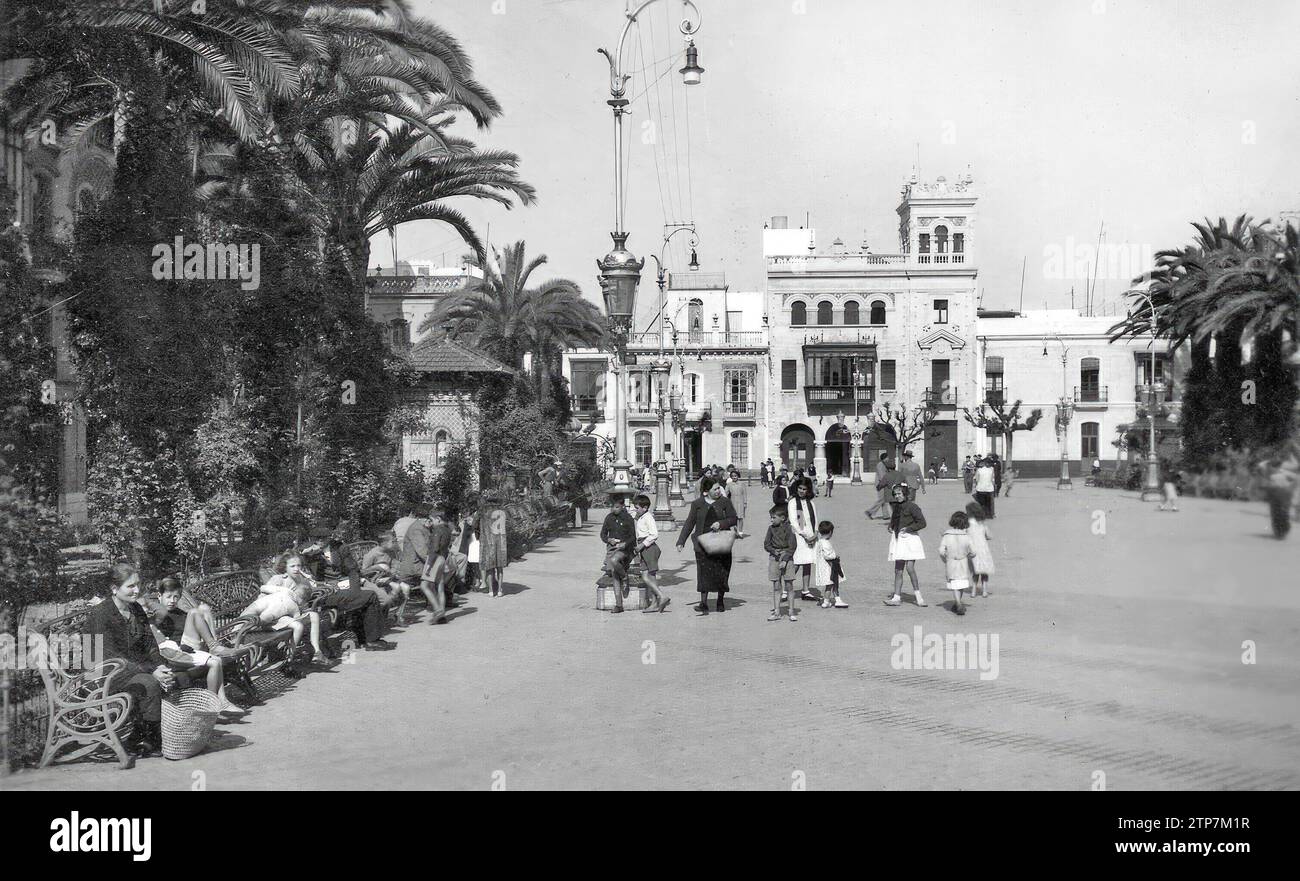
596;0;703;502
651;363;676;527
1127;290;1166;502
669;383;686;502
1044;335;1074;489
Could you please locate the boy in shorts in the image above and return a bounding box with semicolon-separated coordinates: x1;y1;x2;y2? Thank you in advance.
763;504;798;621
151;577;232;708
633;494;670;613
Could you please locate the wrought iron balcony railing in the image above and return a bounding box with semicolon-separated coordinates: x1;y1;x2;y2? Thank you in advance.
1074;385;1108;404
722;400;757;417
924;386;958;408
984;386;1005;407
806;385;875;404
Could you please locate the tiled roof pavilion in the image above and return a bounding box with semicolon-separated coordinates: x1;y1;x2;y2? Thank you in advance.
403;336;515;375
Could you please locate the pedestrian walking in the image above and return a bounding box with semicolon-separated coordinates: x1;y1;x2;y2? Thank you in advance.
900;450;926;497
938;511;976;616
866;452;892;519
676;476;739;613
1002;466;1017;497
1261;450;1299;539
787;478;820;602
808;462;820;496
764;504;798;621
883;484;927;607
973;457;996;518
962;456;975;494
814;520;848;608
964;501;995;597
726;468;749;538
991;454;1004;497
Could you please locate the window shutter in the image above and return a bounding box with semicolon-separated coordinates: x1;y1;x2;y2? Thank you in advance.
881;360;896;391
781;359;797;390
985;356;1004;373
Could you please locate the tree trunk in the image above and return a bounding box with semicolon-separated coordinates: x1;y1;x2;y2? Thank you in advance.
1004;431;1015;469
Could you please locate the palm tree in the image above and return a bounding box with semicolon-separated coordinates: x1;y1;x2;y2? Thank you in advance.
1110;216;1299;462
419;241;607;396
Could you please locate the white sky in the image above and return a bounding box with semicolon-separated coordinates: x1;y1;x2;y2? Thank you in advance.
380;0;1300;315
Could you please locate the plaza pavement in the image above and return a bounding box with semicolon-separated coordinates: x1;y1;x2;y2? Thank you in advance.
4;479;1299;791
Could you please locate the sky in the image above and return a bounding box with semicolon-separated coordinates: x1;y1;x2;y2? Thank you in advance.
380;0;1300;317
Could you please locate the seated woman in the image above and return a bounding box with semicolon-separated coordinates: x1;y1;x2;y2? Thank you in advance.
149;576;234;711
240;553;330;665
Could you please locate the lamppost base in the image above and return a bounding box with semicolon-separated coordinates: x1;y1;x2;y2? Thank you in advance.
1140;489;1163;502
610;458;633;496
1056;478;1074;490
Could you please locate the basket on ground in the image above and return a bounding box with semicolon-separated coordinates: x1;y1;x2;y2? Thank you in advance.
161;688;221;760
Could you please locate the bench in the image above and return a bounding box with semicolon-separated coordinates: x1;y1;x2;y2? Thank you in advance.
32;608;137;770
188;570;312;699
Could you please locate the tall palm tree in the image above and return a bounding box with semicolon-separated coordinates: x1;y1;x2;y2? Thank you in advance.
419;241;607;396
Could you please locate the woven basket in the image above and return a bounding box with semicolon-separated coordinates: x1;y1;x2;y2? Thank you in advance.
161;688;221;760
696;530;736;555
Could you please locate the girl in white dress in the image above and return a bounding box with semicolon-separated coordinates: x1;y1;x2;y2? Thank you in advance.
964;501;996;598
786;479;820;602
884;484;928;607
813;520;848;608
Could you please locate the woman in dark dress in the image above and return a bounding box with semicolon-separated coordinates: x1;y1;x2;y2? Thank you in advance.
675;476;739;614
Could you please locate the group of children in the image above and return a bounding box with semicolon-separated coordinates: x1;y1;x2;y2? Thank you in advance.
762;504;845;621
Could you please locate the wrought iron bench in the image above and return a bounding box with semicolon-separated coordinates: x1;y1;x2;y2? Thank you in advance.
32;608;137;770
188;570;310;699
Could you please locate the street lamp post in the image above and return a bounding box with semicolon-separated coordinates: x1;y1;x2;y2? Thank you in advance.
1044;335;1073;489
596;0;703;503
1129;290;1165;502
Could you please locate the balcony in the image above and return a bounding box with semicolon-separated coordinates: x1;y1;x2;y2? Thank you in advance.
767;252;973;273
806;385;875;406
625;331;764;349
722;399;757;422
923;386;958;410
915;253;967;265
1074;385;1108;408
984;386;1005;408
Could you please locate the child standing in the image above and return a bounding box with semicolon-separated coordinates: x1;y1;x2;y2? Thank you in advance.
763;505;797;621
964;501;996;598
883;484;927;607
600;497;637;613
632;494;670;613
814;521;848;608
938;511;976;615
825;470;835;498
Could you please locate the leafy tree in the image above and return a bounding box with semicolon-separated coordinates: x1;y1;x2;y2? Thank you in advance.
431;442;476;522
961;399;1044;468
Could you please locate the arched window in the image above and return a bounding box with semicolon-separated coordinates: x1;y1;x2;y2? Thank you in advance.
843;301;860;325
816;301;833;325
730;431;750;468
790;301;807;326
869;301;887;325
934;225;949;254
634;430;654;467
433;430;450;469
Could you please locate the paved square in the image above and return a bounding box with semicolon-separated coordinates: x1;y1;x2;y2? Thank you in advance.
5;480;1298;791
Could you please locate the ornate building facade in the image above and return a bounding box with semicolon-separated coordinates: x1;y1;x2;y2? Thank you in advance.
764;174;980;478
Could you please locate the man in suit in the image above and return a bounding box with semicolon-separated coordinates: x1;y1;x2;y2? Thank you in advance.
396;505;445;623
87;564;179;758
899;450;926;499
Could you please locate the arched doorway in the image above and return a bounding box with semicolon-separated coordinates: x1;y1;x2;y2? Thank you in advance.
780;423;815;472
825;423;852;476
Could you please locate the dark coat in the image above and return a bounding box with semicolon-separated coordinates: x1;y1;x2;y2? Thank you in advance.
676;495;739;595
86;598;164;677
304;545;361;591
